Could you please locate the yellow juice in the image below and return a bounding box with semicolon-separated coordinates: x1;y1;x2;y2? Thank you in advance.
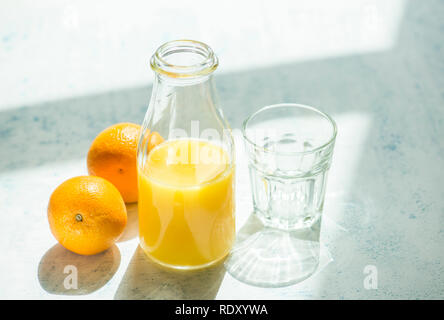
138;139;235;269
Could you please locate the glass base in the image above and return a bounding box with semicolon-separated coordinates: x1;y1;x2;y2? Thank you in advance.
224;213;323;287
139;243;229;271
255;207;321;230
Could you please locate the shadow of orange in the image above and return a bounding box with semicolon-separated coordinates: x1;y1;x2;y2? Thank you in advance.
38;243;120;295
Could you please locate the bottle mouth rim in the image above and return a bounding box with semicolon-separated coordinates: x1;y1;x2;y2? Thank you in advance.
150;40;219;78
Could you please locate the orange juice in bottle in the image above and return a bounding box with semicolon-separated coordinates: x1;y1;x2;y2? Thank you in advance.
138;139;234;268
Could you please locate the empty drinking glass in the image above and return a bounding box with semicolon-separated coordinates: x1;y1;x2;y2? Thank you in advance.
225;103;337;287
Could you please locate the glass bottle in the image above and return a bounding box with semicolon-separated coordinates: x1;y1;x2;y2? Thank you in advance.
137;40;235;270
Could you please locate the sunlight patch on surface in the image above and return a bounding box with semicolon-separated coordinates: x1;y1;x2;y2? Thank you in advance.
325;112;373;226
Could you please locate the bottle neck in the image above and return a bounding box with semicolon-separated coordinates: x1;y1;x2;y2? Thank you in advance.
155;72;214;87
150;40;218;81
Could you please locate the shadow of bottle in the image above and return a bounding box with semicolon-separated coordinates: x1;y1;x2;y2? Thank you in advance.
114;246;226;300
38;243;120;295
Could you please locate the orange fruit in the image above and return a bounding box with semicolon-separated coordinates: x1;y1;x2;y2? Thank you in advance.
87;123;141;203
48;176;127;255
148;131;164;151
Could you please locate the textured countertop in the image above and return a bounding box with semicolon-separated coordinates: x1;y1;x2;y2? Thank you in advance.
1;0;443;299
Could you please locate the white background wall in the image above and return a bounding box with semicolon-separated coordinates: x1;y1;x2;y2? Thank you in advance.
0;0;405;110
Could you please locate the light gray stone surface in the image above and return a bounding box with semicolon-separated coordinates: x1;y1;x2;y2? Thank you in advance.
0;0;443;299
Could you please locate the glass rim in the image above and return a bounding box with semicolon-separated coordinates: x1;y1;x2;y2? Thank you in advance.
242;103;338;155
150;39;219;78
